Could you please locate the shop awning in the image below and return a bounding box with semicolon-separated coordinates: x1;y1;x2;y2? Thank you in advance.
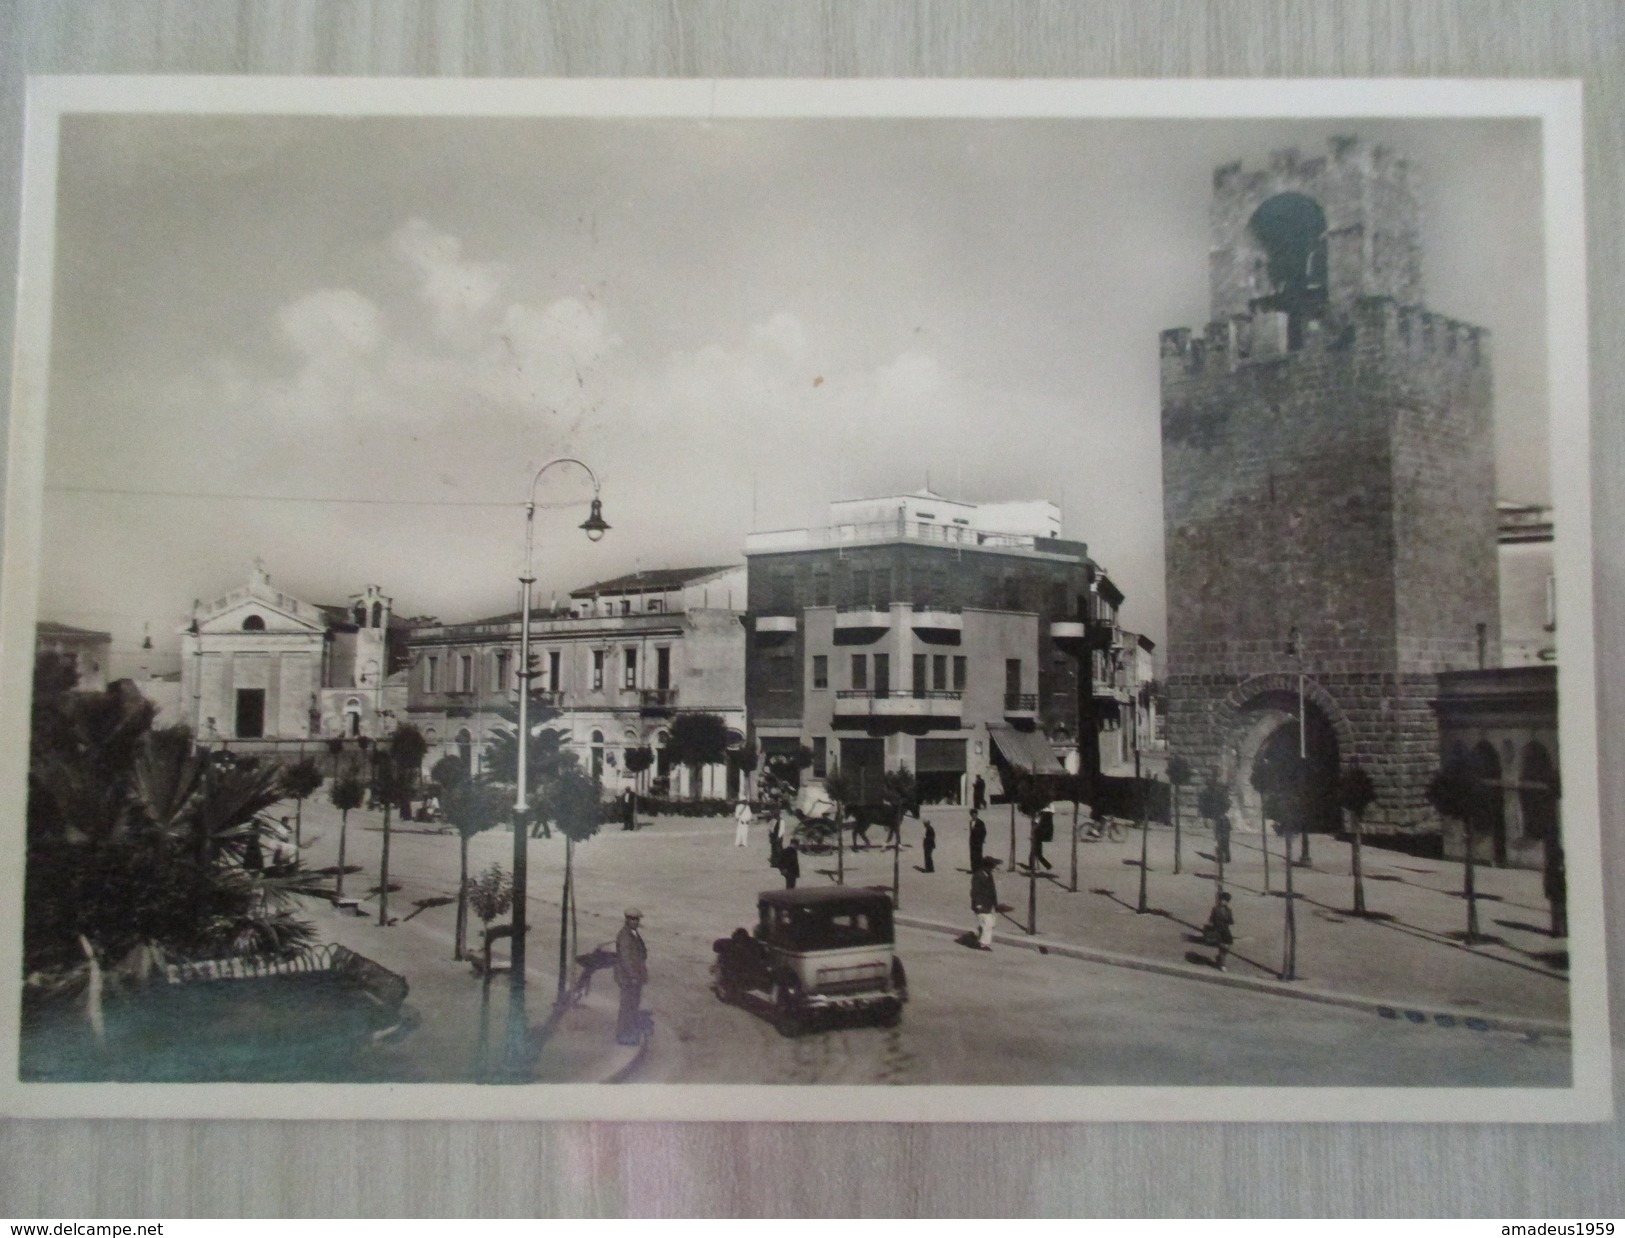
986;724;1067;776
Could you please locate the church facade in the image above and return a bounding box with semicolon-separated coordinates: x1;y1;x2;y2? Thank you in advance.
178;564;405;752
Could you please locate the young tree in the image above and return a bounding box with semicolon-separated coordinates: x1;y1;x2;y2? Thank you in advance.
466;862;515;974
820;764;857;884
1253;751;1307;977
623;746;655;803
880;765;918;910
431;754;469;795
531;760;604;1002
389;723;429;818
730;739;760;802
370;729;425;926
1338;765;1377;917
1013;774;1050;931
665;712;732;799
1427;757;1485;942
280;757;324;849
1167;754;1194;876
328;773;365;899
444;778;510;960
1197;776;1232;888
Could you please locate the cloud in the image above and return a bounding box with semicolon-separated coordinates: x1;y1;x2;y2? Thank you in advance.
388;217;507;340
276;288;385;359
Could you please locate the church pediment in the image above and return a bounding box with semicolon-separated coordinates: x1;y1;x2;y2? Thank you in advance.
195;594;327;636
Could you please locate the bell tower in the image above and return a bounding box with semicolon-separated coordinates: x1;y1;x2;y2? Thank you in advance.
1160;137;1497;836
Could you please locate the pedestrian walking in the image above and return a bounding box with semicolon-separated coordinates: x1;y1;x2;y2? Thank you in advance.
778;841;800;889
1032;808;1055;870
968;809;987;871
922;820;937;873
970;856;999;951
733;797;753;847
614;908;649;1045
1215;811;1233;864
972;774;987;811
1204;890;1235;971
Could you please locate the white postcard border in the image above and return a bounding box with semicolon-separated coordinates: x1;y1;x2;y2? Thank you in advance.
0;75;1605;1123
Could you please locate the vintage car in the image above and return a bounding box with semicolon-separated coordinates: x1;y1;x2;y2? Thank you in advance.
711;886;908;1036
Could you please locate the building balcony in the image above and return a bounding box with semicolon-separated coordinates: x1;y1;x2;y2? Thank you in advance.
755;614;798;634
1050;618;1116;653
834;606;893;632
1003;692;1038;718
639;687;679;713
534;690;565;709
910;604;962;640
835;689;962;720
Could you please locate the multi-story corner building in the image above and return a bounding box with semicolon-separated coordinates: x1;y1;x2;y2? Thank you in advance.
178;564;410;753
1498;502;1555;668
743;489;1131;806
405;565;747;796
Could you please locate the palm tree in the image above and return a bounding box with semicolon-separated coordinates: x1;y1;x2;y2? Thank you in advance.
444;778;510;960
328;773;365;898
1338;766;1377;917
481;703;568;823
1167;755;1193;875
280;757;324;849
24;678;322;1023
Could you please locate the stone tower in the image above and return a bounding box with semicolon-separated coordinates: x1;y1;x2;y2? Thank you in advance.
1160;138;1497;836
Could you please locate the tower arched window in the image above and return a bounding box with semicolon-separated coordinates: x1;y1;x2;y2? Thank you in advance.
241;614;266;631
1247;192;1329;349
371;601;383;628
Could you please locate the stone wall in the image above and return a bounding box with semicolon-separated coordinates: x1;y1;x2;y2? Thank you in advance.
1162;148;1497;835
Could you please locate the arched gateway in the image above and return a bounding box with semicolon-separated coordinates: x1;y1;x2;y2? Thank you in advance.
1214;674;1353;834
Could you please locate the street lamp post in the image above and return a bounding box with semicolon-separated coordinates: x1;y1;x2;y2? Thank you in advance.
506;458;608;1074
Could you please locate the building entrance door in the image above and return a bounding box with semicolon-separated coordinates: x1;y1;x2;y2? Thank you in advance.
915;737;967;804
838;737;885;805
235;688;266;739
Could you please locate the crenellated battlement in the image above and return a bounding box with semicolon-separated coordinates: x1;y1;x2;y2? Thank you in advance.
1160;297;1490;382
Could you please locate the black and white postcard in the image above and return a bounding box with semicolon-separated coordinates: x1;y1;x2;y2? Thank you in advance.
0;78;1605;1121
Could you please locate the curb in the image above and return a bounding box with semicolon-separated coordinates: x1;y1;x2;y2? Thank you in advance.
533;993;651;1084
892;913;1571;1040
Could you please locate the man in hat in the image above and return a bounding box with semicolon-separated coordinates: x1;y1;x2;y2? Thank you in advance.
614;908;649;1045
970;856;999;952
968;809;987;872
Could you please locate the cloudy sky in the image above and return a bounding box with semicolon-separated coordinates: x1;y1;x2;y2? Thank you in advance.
37;111;1546;663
